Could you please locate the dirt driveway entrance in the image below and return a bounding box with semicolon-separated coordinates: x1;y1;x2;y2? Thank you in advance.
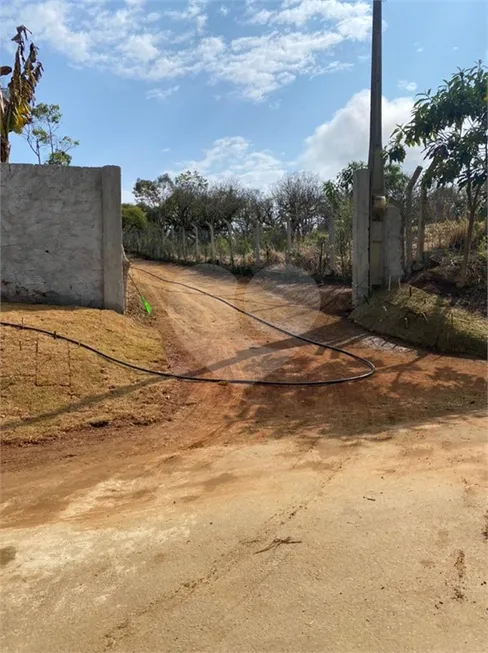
1;262;487;652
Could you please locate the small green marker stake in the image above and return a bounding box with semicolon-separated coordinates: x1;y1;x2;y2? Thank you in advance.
140;296;153;314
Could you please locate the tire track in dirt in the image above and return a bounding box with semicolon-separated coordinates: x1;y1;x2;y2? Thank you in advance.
102;445;357;651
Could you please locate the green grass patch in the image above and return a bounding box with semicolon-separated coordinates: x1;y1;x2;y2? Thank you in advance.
350;286;487;358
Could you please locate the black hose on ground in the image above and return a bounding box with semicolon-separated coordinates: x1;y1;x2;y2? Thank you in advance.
0;268;375;386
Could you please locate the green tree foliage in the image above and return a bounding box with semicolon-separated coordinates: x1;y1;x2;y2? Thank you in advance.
122;203;147;231
323;178;353;278
336;160;409;204
24;103;79;165
165;170;209;228
133;174;174;224
0;26;43;163
388;61;487;284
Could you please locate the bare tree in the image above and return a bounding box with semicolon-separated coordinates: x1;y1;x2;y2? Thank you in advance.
273;172;324;240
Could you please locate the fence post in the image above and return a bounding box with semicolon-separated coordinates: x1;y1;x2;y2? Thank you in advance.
286;216;292;263
225;220;234;266
182;227;187;260
168;227;174;260
254;220;261;266
328;217;337;273
405;165;422;274
416;183;427;267
194;223;200;261
207;222;216;261
159;227;166;259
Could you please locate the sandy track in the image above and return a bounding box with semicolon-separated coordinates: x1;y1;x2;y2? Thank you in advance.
1;261;487;652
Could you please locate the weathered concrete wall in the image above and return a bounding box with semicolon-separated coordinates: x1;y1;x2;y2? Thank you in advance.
352;169;405;305
352;168;370;306
1;163;124;312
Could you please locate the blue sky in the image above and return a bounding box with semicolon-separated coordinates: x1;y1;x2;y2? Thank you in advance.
1;0;486;200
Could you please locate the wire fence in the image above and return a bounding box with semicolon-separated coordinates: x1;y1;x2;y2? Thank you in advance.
123;222;340;280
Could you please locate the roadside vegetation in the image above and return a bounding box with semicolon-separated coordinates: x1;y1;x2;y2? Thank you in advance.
0;285;171;444
351;286;487;358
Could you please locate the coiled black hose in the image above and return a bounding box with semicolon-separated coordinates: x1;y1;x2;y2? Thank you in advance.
0;267;375;386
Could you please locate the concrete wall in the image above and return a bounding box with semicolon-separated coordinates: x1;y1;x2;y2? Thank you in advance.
352;169;405;306
1;163;124;313
352;168;370;306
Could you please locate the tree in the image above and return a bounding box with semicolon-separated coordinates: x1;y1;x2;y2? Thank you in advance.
273;172;324;238
133;174;174;225
0;26;43;163
389;61;487;284
335;160;409;204
323;178;353;277
122;203;148;231
207;180;246;231
165;170;209;228
24;103;79;165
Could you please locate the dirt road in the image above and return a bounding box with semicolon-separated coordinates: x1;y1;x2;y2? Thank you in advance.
1;262;487;652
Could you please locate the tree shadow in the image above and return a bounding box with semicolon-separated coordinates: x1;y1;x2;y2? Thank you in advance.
2;377;167;433
220;345;486;442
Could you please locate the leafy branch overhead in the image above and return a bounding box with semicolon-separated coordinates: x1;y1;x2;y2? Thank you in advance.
388;61;487;284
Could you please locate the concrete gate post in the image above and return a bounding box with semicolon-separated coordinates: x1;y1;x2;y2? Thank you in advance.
101;166;124;314
352;168;370;306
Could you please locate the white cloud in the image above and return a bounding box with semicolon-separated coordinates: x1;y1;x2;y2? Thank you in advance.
247;9;274;25
0;0;370;101
204;30;347;100
300;89;424;179
268;0;371;28
171;136;288;189
146;86;180;102
219;5;229;17
121;33;160;63
149;85;428;191
397;80;417;93
165;0;207;33
269;99;282;110
413;42;424;53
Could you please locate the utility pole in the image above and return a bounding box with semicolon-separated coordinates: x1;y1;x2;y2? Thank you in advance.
353;0;404;305
368;0;386;288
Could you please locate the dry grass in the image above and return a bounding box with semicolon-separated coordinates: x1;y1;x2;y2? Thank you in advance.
350;286;488;358
425;219;486;252
0;294;174;444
